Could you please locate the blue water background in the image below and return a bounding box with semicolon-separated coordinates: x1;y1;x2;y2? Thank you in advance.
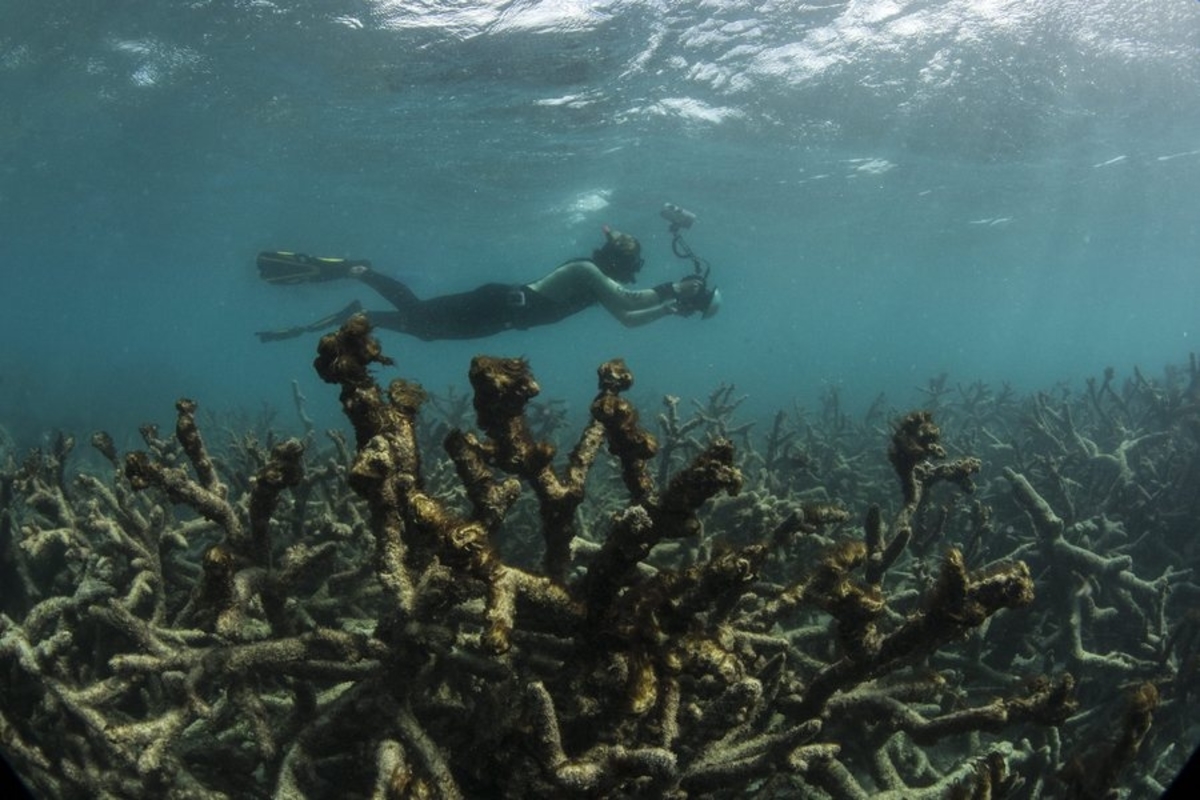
2;0;1198;447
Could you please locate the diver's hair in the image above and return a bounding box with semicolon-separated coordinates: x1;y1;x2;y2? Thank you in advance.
593;230;642;284
592;248;636;283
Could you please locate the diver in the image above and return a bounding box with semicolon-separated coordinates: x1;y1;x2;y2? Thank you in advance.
254;225;720;342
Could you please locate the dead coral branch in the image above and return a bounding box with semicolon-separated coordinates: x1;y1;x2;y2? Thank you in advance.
0;315;1110;799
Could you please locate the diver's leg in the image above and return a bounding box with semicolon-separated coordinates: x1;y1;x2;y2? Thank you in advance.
356;270;421;310
352;278;515;340
402;284;514;340
360;311;410;336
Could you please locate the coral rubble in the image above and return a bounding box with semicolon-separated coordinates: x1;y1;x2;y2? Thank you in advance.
1;319;1196;798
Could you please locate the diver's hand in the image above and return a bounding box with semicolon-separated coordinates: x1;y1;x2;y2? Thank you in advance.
671;275;709;317
675;274;705;300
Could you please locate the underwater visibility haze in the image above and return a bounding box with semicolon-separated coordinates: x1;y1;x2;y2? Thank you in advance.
2;1;1200;798
1;0;1197;434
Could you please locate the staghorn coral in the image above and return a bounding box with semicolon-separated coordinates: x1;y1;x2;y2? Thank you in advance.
1;320;1196;798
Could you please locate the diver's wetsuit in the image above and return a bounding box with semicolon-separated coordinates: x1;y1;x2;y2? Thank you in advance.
357;270;594;341
256;237;677;343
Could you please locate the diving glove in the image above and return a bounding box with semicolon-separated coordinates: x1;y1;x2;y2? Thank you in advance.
675;275;721;319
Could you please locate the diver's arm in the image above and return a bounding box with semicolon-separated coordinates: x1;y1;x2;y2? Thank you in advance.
529;261;661;310
614;302;680;327
588;267;704;326
528;260;694;325
588;267;703;326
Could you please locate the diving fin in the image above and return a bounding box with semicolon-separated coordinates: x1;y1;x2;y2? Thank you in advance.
257;251;371;285
256;300;365;343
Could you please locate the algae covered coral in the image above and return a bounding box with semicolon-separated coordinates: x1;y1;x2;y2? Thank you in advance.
1;318;1197;798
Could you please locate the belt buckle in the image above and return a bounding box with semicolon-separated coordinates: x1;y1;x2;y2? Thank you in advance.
507;288;527;308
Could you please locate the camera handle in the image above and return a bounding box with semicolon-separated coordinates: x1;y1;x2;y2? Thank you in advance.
661;202;708;278
669;227;710;281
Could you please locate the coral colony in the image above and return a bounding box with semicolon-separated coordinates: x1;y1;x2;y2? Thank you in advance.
1;316;1197;798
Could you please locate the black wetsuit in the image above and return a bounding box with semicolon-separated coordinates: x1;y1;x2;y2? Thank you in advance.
358;270;595;341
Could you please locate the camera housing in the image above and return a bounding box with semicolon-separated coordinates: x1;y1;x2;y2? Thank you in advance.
660;202;696;230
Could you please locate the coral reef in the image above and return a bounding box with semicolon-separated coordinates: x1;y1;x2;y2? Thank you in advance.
1;319;1197;798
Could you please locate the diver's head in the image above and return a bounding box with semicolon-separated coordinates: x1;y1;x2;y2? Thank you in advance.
593;226;643;283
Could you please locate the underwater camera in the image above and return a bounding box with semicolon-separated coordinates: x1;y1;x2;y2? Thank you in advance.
661;201;721;318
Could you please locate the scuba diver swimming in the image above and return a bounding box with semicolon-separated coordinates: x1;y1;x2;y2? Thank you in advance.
255;205;721;342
